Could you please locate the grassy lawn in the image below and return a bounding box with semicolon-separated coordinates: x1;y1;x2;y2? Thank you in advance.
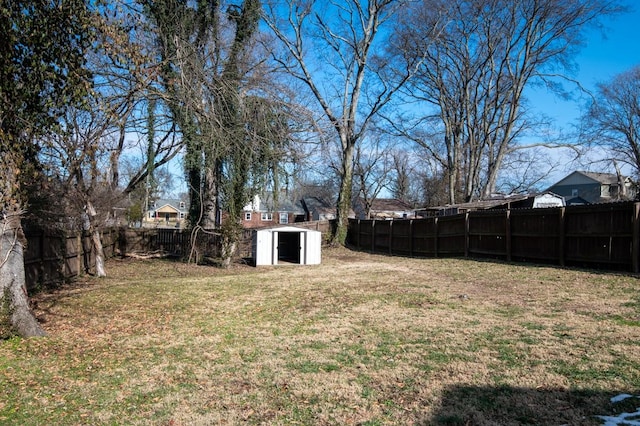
1;247;639;425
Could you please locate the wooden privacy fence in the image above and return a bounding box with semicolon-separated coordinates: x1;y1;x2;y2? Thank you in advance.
22;220;333;291
347;202;640;272
24;227;119;291
119;220;334;259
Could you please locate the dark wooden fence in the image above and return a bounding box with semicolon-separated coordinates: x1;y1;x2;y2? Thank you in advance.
24;227;119;291
23;221;335;291
119;220;334;260
347;202;640;272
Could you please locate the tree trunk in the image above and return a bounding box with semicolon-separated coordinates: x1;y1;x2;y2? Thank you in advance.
333;142;355;245
202;161;218;229
0;213;46;338
85;201;106;277
221;240;236;269
220;220;240;268
91;229;107;278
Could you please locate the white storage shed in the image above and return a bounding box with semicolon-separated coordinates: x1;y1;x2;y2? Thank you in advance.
252;226;322;266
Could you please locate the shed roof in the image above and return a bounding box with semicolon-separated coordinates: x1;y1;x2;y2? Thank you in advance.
254;225;321;233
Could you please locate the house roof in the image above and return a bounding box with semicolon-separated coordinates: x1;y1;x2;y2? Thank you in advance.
549;171;622;188
579;171;620;185
302;196;335;215
369;198;413;212
247;192;306;214
426;194;530;212
153;199;188;212
420;192;562;213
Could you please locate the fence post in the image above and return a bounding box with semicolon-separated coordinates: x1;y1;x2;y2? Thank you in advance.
464;212;470;258
77;233;82;277
409;219;413;257
389;220;393;255
356;219;361;250
371;220;376;253
434;217;439;258
39;229;45;287
559;207;565;267
506;210;512;262
633;203;640;273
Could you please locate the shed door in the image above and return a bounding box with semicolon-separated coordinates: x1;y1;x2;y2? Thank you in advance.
276;231;302;264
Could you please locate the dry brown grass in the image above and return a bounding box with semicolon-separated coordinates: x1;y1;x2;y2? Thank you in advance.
1;246;639;425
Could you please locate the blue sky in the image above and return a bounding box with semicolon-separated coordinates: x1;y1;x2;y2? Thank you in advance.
531;3;640;132
523;3;640;186
162;3;640;196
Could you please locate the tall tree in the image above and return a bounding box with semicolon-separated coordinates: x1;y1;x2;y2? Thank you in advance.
582;65;640;177
263;0;427;244
394;0;624;203
0;0;92;337
146;0;293;266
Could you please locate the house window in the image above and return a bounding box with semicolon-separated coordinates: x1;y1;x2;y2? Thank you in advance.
244;212;252;221
180;212;185;219
279;212;289;224
261;212;273;221
571;189;578;197
180;201;185;209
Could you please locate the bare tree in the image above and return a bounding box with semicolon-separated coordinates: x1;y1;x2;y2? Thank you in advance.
388;149;427;207
352;137;393;219
90;2;184;198
581;65;640;177
393;0;624;204
495;148;560;194
40;104;115;277
263;0;429;244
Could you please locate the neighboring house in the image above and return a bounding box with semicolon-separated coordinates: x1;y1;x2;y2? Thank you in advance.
416;192;565;217
547;171;637;205
143;199;189;228
301;196;338;221
242;193;306;229
354;198;414;220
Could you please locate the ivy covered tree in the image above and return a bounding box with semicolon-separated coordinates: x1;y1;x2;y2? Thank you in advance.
0;0;93;337
145;0;294;266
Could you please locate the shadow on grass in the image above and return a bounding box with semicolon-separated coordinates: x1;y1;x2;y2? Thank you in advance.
420;384;640;425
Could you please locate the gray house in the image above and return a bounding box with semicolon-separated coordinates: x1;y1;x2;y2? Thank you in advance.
547;171;637;205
